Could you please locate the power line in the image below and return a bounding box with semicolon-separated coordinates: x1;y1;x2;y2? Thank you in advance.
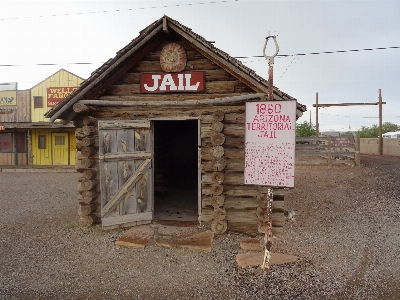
1;46;398;67
238;46;400;59
0;0;237;21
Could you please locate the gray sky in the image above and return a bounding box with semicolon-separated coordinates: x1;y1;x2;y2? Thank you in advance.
1;0;399;131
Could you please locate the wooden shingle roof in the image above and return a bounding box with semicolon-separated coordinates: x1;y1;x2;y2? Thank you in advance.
45;15;306;122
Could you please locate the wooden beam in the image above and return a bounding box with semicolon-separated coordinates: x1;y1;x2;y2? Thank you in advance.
163;16;169;34
101;159;151;217
79;93;266;107
313;102;386;107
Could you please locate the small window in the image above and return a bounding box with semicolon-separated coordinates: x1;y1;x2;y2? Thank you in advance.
54;135;65;146
0;133;12;153
34;96;43;108
38;135;46;149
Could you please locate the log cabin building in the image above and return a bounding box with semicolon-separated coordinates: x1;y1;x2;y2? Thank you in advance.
45;16;306;234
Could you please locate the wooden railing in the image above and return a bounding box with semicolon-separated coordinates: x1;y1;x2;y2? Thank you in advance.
295;135;360;167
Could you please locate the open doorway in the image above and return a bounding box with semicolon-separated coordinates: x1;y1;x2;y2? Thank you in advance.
153;120;199;222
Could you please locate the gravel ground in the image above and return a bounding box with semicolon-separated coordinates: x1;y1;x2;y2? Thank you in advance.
0;154;399;300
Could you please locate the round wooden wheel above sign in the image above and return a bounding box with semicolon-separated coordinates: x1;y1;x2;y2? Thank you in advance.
160;43;187;72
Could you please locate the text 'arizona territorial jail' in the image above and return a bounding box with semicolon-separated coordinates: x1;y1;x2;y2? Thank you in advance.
246;103;293;138
140;72;205;93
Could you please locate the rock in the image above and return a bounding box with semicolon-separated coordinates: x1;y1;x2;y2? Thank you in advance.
240;238;263;251
115;225;154;249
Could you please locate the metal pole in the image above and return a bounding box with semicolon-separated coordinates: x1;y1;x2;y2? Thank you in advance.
316;92;319;137
378;89;383;155
262;35;279;273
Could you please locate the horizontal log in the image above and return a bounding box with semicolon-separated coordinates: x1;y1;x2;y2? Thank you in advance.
224;172;244;185
223;197;284;211
224;113;245;124
201;184;224;196
78;203;97;216
225;209;258;223
75;128;86;139
257;187;287;196
73;103;97;113
202;172;224;185
99;93;244;103
81;136;99;148
225;209;285;227
228;221;258;233
224;148;244;160
224;137;244;149
82;115;97;125
78;215;98;227
223;125;244;137
258;223;284;237
223;159;244;172
77;179;98;192
206;81;251;94
198;207;226;224
82;125;96;136
78;169;97;181
77;193;96;204
223;186;258;197
80;93;264;107
211;219;228;234
81;158;97;169
81;146;98;158
201;195;225;208
212;121;224;132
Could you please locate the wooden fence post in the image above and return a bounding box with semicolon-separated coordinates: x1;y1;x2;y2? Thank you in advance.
327;135;332;167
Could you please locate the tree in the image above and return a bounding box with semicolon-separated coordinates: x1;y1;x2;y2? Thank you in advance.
356;122;400;138
296;121;316;137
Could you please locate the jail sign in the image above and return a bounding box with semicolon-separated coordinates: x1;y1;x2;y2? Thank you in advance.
140;72;204;93
244;100;296;187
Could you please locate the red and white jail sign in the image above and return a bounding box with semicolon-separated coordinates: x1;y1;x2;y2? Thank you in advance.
140;72;204;93
244;101;296;187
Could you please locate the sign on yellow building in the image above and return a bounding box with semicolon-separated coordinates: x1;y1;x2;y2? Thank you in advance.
0;91;17;106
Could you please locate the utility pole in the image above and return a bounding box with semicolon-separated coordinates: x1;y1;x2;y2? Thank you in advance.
315;92;319;136
378;89;383;155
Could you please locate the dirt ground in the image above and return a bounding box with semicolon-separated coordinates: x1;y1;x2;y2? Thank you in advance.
0;154;399;299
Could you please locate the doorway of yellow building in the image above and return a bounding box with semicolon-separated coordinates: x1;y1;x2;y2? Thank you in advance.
52;133;69;165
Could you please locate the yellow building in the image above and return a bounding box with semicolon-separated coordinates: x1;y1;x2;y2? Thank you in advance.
30;69;84;166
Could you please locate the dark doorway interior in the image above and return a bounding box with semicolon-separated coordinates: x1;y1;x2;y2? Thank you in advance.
153;120;198;221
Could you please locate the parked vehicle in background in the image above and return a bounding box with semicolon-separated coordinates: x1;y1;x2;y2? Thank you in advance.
382;131;400;138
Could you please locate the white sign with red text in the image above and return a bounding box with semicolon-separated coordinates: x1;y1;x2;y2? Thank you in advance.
244;100;296;187
140;72;204;93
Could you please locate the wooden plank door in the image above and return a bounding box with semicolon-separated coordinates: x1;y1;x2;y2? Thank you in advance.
98;120;154;228
52;133;69;165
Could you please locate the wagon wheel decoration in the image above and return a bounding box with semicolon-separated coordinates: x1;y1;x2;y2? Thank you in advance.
160;43;187;72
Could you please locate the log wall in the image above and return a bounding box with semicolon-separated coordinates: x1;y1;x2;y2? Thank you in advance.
72;38;286;235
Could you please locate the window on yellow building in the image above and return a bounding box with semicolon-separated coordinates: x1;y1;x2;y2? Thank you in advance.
34;96;43;108
55;135;65;145
38;135;46;149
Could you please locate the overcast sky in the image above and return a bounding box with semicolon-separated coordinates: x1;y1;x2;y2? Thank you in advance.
1;0;399;131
